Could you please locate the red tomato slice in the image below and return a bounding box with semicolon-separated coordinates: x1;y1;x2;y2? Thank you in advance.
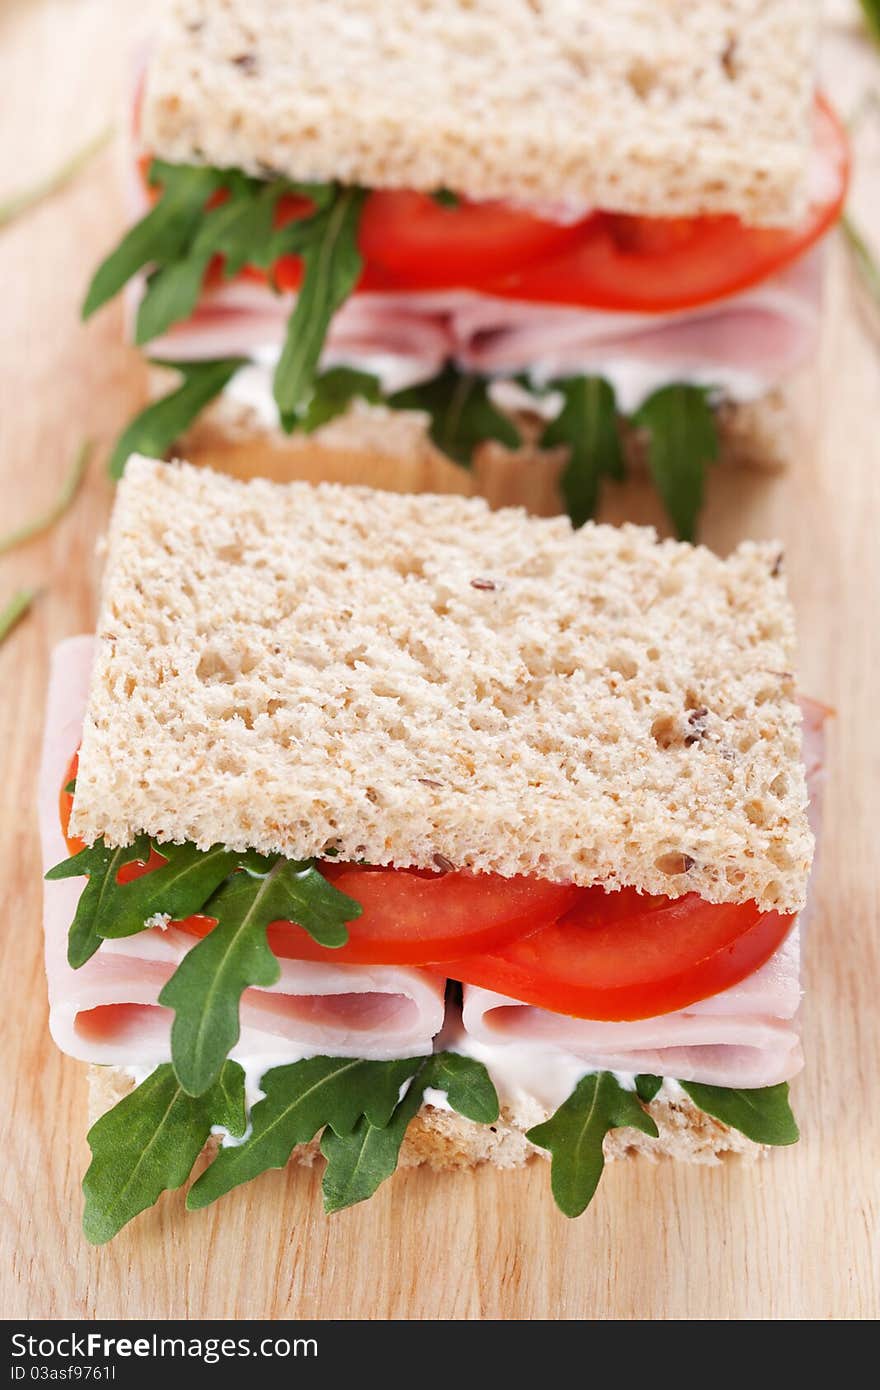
116;847;169;884
178;864;581;965
262;256;303;292
356;190;588;288
60;752;84;855
262;252;393;294
438;888;795;1021
480;96;848;313
136;96;846;314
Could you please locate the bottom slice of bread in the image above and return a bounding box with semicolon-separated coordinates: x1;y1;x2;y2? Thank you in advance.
87;1065;763;1171
170;384;804;534
176;383;802;515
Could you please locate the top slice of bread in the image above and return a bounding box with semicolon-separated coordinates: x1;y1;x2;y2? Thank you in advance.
70;456;813;914
141;0;818;227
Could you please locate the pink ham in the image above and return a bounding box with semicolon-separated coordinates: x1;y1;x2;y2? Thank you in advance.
39;637;445;1066
143;254;821;409
460;981;803;1089
449;253;821;386
140;282;456;377
461;702;827;1089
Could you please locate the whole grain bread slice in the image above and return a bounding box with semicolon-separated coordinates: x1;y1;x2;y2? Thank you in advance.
70;455;812;913
142;0;818;226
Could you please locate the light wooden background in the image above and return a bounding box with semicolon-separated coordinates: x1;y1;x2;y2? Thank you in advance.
1;0;877;1321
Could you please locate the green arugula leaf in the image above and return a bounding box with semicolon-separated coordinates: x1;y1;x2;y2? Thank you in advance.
0;588;38;646
265;183;336;248
431;189;460;208
859;0;880;47
46;836;151;968
190;174;288;277
82;158;337;344
388;365;520;466
0;438;91;557
159;858;360;1095
189;173;333;279
321;1051;498;1212
107;357;246;479
631;383;719;541
214;1060;249;1137
157;868;281;1097
135;253;211;346
841;211;880;312
320;1070;426;1213
82;161;223;319
527;1072;658;1217
44;837;250;958
541;375;624;527
94;842;245;940
82;1061;245;1244
273;186;366;427
187;1056;422;1208
635;1073;663;1103
0;125;112;231
299;366;381;433
254;859;362;948
425;1051;499;1123
188;1050;497;1214
680;1081;799;1145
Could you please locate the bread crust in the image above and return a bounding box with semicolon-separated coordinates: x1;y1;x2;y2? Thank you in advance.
87;1064;764;1170
143;0;817;226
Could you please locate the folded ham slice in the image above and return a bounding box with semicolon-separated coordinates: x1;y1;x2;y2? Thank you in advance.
144;251;822;414
460;975;803;1090
39;637;445;1065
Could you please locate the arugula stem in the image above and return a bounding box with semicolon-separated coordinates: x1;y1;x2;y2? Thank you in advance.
841;211;880;310
0;588;39;645
858;0;880;50
444;371;474;457
0;127;113;230
0;439;91;556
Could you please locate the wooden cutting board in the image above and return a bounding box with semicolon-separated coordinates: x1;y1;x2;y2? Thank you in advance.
1;0;877;1320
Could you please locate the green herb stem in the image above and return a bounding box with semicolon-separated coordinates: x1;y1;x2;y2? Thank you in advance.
859;0;880;49
0;439;91;557
841;211;880;310
0;588;39;645
0;127;113;230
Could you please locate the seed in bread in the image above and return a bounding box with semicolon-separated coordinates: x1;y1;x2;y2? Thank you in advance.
70;455;813;914
142;0;817;226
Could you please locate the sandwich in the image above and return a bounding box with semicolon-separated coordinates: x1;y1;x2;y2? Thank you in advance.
40;455;825;1242
82;0;848;537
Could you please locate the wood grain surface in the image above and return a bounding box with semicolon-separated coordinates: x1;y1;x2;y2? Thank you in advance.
1;0;877;1320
